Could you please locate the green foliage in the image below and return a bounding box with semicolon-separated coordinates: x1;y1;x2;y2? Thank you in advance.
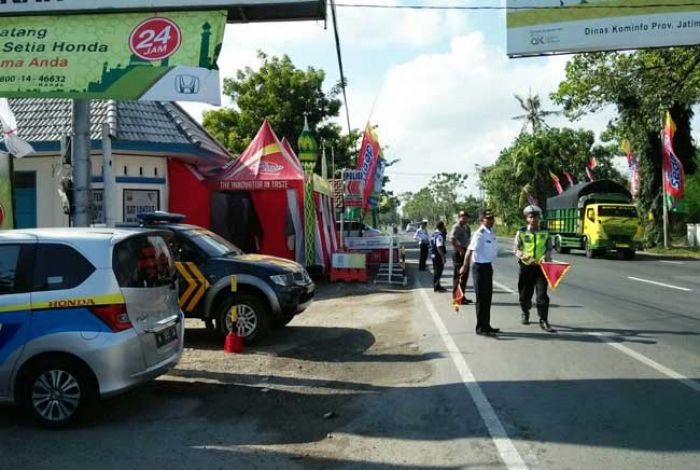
481;127;620;227
685;156;700;223
202;51;359;175
512;90;561;133
552;47;700;245
400;173;479;226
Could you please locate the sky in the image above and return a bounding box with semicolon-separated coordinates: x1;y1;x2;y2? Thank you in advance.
179;0;631;198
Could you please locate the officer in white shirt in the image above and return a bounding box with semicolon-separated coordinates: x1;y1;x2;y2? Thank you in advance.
461;209;500;335
413;219;430;271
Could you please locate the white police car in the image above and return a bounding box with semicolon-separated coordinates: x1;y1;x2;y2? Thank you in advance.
0;228;184;427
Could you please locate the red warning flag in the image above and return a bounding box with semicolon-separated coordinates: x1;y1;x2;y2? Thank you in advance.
540;261;572;290
453;284;464;312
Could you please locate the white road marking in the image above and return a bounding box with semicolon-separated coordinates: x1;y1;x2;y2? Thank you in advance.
627;276;692;292
417;284;528;470
587;333;700;394
659;260;685;265
494;280;517;294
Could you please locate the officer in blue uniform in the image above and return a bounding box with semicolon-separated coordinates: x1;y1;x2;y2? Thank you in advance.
514;205;554;332
461;209;499;335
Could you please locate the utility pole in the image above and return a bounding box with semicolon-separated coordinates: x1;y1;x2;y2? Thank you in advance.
72;100;91;227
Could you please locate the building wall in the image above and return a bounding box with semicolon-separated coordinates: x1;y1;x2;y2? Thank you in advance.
14;152;169;227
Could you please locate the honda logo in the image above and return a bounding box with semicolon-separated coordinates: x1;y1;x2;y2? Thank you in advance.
175;75;200;94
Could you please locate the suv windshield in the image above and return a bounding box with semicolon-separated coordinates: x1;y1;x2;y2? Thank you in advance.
188;229;243;257
598;206;638;218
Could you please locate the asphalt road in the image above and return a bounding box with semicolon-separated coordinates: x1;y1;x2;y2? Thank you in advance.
406;233;700;469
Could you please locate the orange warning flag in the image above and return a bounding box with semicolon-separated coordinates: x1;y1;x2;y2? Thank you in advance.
453;284;464;312
540;261;572;290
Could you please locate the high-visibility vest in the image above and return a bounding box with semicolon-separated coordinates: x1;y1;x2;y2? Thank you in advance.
519;228;549;262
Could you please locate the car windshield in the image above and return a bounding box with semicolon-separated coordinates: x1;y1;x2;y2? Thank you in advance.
598;206;638;218
188;229;244;257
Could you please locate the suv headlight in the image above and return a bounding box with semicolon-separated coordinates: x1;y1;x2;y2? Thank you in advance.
270;273;295;287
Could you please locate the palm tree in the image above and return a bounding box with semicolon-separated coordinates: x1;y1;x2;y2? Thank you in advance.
512;90;561;133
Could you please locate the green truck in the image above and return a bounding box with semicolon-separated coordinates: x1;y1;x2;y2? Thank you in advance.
545;180;643;259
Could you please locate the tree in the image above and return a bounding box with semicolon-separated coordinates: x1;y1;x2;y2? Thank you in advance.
552;48;700;244
482;127;620;227
512;90;561;133
399;173;474;225
202;51;359;175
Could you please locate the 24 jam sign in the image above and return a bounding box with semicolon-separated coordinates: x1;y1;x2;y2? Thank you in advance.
129;17;182;61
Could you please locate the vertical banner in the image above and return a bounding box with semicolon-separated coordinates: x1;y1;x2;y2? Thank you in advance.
621;139;639;198
0;152;14;229
662;112;686;213
367;157;386;209
355;125;381;210
0;11;226;104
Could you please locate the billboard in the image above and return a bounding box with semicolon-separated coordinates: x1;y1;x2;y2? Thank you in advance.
507;1;700;57
0;11;226;104
0;1;325;23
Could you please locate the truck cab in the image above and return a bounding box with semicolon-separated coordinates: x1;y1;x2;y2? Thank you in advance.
545;180;643;260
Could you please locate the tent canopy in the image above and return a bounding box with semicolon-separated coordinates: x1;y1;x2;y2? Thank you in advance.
205;119;303;191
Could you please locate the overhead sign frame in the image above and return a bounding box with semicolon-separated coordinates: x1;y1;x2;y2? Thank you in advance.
0;0;326;23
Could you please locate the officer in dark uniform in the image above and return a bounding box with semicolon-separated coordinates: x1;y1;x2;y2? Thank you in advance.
430;221;447;292
514;205;555;332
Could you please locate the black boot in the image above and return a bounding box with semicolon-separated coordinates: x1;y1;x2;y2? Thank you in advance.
520;312;529;325
539;319;555;333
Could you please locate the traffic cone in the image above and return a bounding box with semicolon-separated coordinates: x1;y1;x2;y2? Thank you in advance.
224;306;244;353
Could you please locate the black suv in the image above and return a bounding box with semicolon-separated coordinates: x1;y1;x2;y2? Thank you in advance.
128;212;315;345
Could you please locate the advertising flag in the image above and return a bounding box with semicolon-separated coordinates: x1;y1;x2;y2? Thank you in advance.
367;156;386;209
0;152;13;229
563;171;575;187
526;192;539;206
355;125;381;210
0;11;226;104
540;261;571;291
548;169;563;194
585;165;595;182
662;112;685;200
587;157;597;170
621;139;640;198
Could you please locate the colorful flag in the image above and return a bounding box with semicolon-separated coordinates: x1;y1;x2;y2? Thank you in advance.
587;157;597;170
526;192;539;206
548;169;563;194
452;283;464;312
585;165;595;182
621;139;640;198
355;125;381;210
662;112;685;200
563;171;575;187
540;261;572;290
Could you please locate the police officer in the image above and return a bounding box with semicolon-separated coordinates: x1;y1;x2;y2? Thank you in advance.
414;219;430;271
430;221;447;292
514;205;555;332
461;209;499;335
450;210;472;304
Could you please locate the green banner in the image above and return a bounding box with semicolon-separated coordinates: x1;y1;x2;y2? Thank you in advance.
0;11;226;104
0;153;13;230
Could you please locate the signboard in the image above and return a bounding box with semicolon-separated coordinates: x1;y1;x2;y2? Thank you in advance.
507;1;700;57
341;169;363;208
123;188;159;222
0;10;226;104
0;1;326;23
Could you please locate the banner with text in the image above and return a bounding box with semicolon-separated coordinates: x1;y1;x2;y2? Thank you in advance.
507;1;700;57
0;10;226;104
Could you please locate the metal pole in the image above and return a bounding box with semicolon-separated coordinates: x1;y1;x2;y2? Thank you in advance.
662;177;669;249
102;123;116;227
72;100;91;227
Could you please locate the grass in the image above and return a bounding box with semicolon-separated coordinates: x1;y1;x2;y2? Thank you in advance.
508;1;699;28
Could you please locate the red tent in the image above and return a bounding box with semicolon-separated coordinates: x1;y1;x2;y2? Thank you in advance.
168;159;212;228
205;120;306;262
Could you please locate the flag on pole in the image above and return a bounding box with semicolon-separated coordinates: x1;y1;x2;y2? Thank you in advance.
452;284;464;312
526;192;539;206
585;165;595;182
548;170;563;194
355;124;381;210
540;261;572;290
563;171;575;187
621;139;640;198
587;157;597;170
662;112;685;202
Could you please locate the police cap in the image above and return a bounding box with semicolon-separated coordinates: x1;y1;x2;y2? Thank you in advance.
523;205;542;216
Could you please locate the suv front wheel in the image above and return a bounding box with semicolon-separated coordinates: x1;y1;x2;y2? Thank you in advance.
216;293;270;346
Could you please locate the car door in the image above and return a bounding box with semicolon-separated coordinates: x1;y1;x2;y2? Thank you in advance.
173;234;210;317
0;240;35;399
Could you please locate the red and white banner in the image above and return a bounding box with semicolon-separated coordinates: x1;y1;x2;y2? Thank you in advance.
663;112;685;200
355;125;381;210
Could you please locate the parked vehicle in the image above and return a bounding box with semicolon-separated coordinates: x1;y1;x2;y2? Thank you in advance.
131;212;315;345
0;228;184;427
405;223;418;232
336;221;383;238
545;180;643;259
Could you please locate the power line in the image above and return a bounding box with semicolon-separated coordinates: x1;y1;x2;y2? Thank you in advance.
335;2;700;10
330;0;352;135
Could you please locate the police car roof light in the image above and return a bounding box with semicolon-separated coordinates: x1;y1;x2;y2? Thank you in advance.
136;211;187;224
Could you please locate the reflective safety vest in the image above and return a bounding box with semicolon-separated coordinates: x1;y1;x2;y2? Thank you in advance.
519;228;549;262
